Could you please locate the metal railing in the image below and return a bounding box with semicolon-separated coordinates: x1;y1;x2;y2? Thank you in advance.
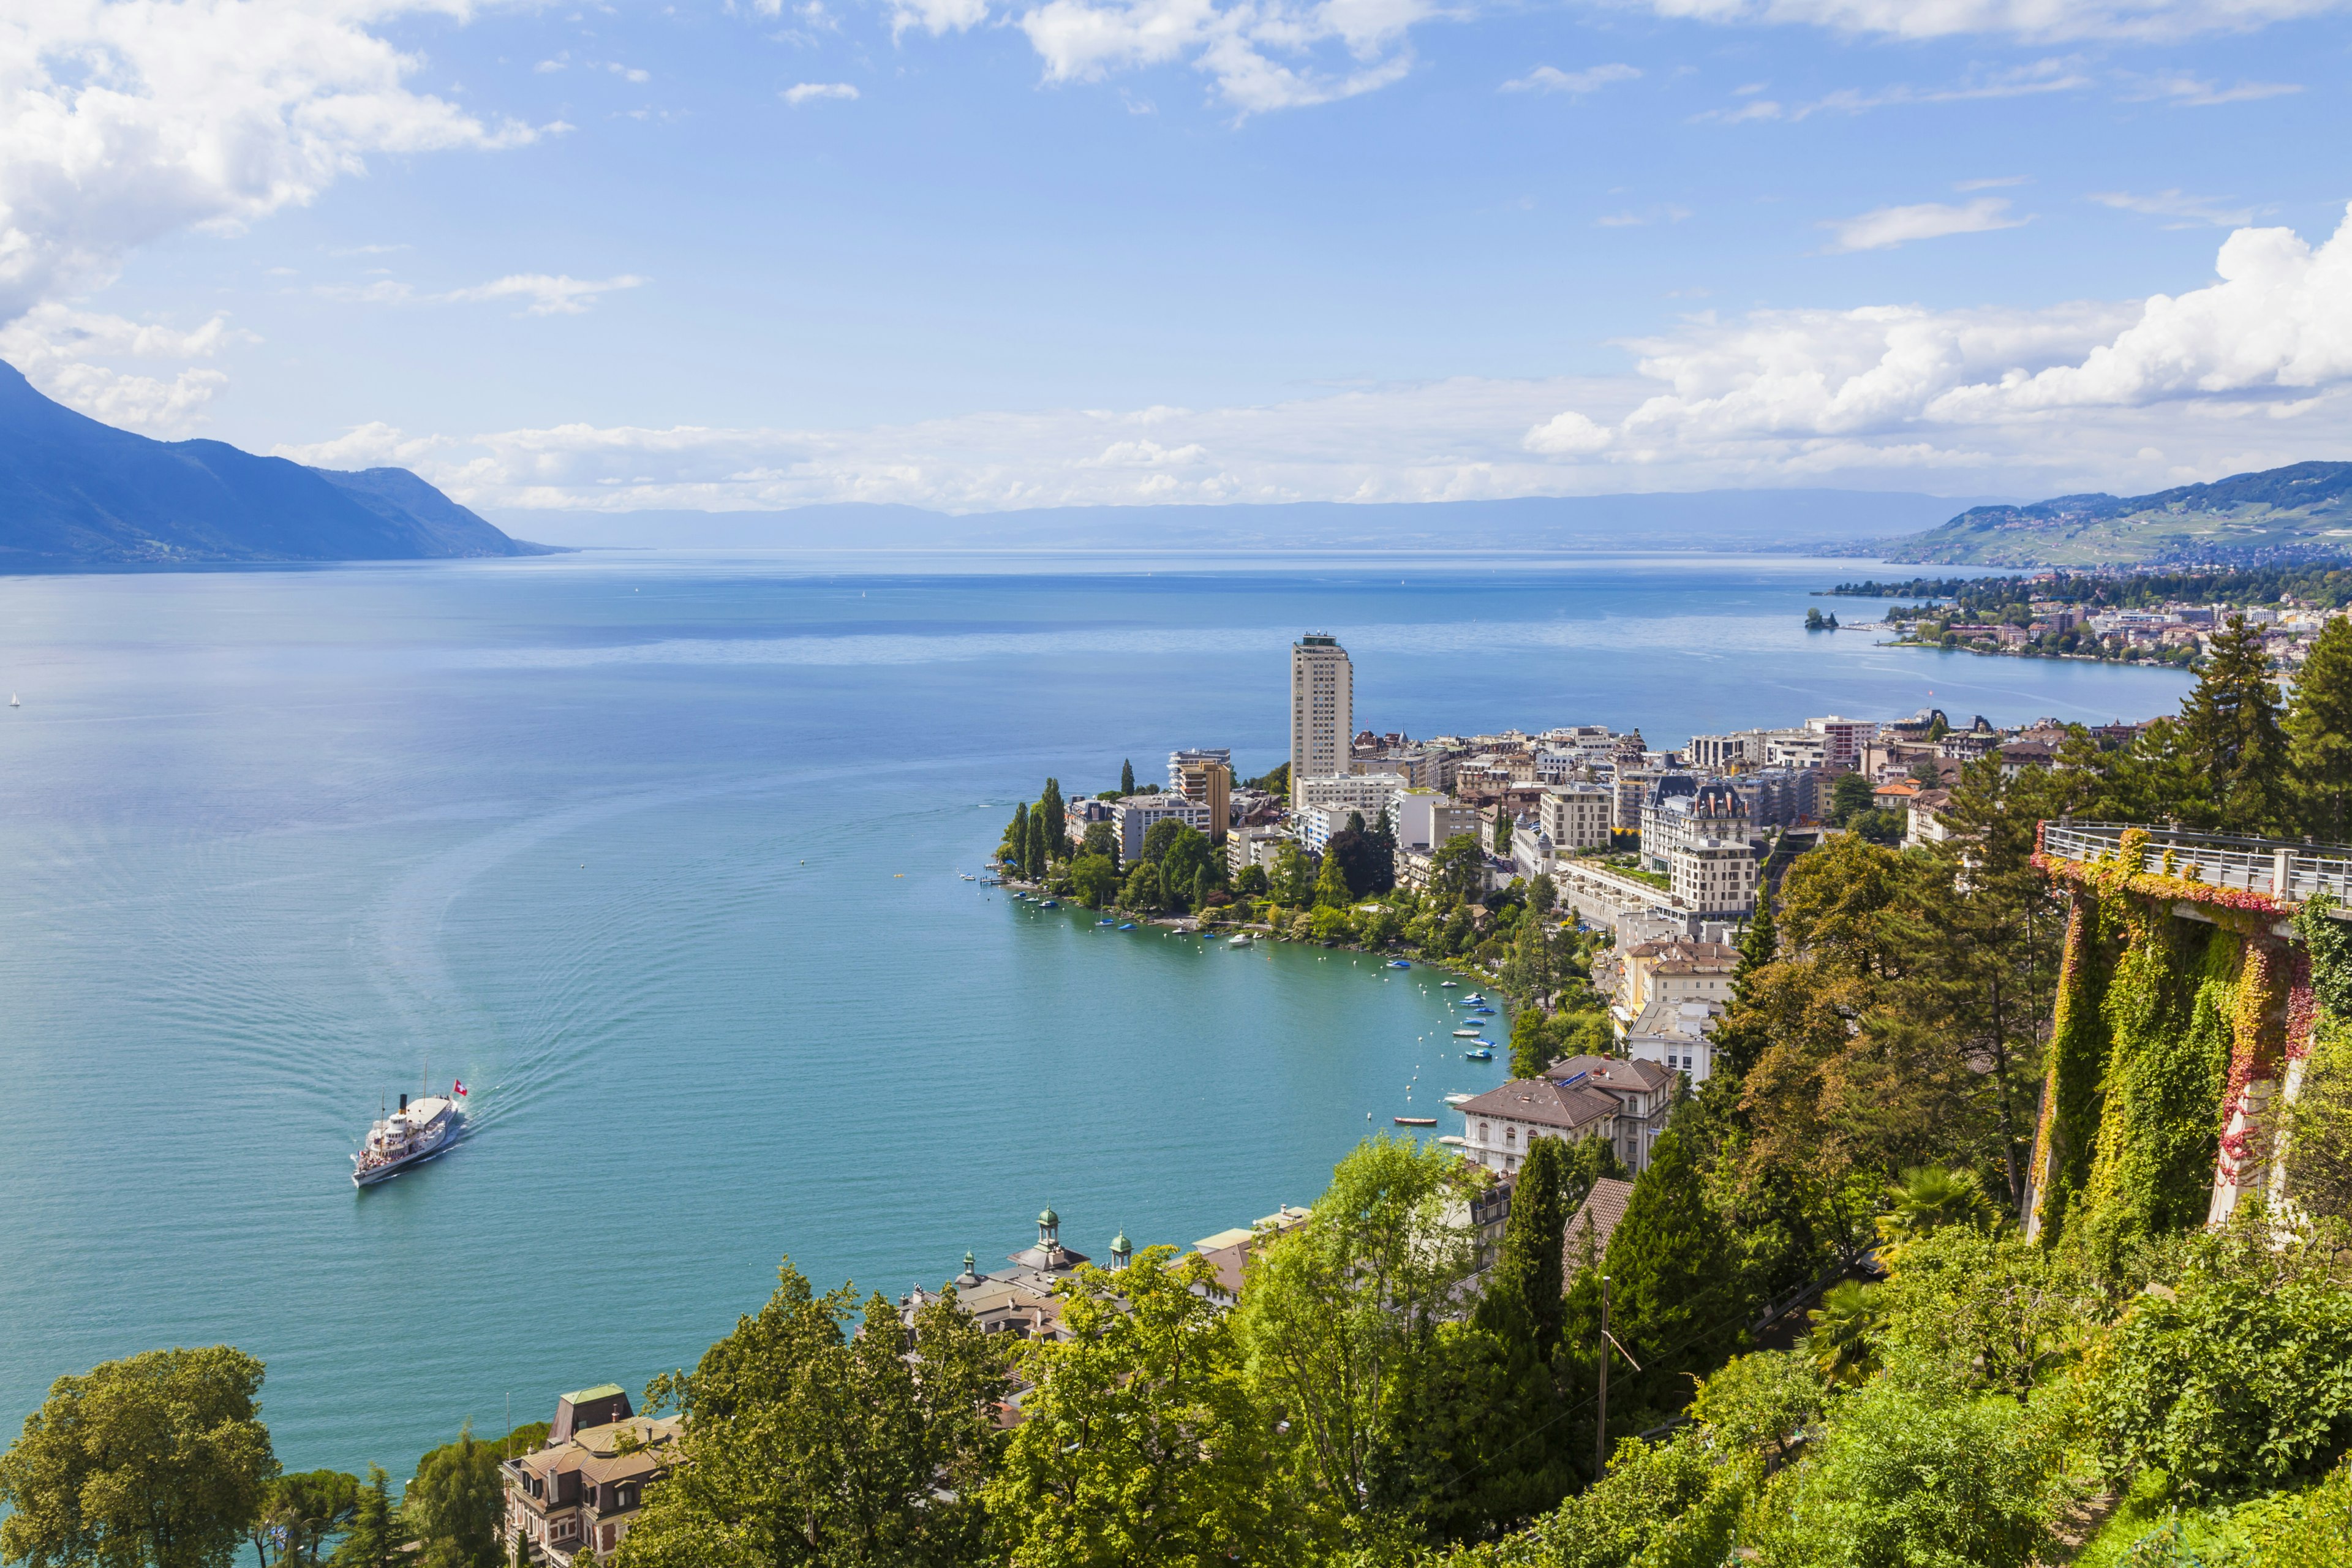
2041;820;2352;903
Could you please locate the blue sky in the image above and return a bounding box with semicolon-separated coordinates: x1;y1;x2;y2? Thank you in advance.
4;0;2349;513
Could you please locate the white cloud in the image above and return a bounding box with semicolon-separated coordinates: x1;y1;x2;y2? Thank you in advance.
1596;204;1691;227
783;81;861;103
1627;0;2351;42
1824;197;2028;251
1508;203;2352;486
1502;63;1640;94
0;1;545;324
2116;70;2302;104
1017;0;1435;113
892;0;990;34
1955;175;2031;190
443;273;648;315
2089;188;2260;226
317;272;648;315
1700;59;2091;121
0;301;255;434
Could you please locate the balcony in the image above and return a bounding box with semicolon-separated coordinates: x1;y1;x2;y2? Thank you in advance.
2040;820;2352;905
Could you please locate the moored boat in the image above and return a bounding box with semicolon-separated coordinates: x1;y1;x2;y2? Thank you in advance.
1452;1027;1483;1038
1463;1047;1493;1060
352;1089;463;1187
1393;1115;1437;1126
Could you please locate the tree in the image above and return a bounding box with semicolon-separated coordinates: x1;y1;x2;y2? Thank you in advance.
1120;759;1135;794
1826;772;1874;828
1749;1376;2061;1568
1528;873;1555;916
2289;615;2352;843
1806;606;1826;630
1025;811;1050;881
1079;820;1119;869
1509;1008;1552;1080
1158;827;1213;910
1325;829;1375;899
1909;758;1945;790
263;1471;360;1567
1236;1137;1476;1518
0;1345;277;1568
1566;1128;1743;1441
1069;855;1120;908
1040;780;1066;861
1492;813;1513;854
1120;861;1161;911
618;1261;1006;1568
1246;761;1289;799
2177;612;2292;835
328;1467;395;1568
1192;865;1212;914
985;1250;1303;1566
1476;1135;1570;1357
1363;810;1397;895
1006;802;1030;876
1269;843;1316;907
405;1426;503;1568
1235;864;1269;897
1429;834;1486;905
1312;848;1351;910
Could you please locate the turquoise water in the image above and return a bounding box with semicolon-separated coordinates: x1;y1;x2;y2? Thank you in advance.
0;551;2191;1477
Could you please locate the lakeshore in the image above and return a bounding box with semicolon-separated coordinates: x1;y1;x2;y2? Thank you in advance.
0;550;2198;1476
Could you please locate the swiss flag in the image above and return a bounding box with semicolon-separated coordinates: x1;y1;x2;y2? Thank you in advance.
453;1080;467;1097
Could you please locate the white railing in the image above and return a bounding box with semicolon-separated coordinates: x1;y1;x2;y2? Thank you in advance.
2041;820;2352;903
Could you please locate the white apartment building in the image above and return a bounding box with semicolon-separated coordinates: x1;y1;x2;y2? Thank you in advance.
1670;837;1757;918
1624;998;1722;1086
1296;773;1406;818
1227;825;1290;876
1112;794;1210;863
1291;635;1353;792
1294;802;1372;852
1390;788;1484;852
1539;783;1612;851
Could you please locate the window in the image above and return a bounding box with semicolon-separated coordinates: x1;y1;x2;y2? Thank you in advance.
1504;1126;1516;1145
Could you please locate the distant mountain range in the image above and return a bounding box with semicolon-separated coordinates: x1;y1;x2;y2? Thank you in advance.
0;363;546;571
1874;461;2352;568
503;491;2008;554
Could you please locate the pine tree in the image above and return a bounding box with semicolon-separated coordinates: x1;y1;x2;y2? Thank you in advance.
330;1466;395;1568
1709;887;1777;1084
1477;1133;1570;1356
1192;864;1211;913
1008;802;1030;876
1510;1007;1552;1079
1027;810;1049;881
2177;613;2291;835
2289;616;2352;845
1041;778;1066;861
1120;758;1135;794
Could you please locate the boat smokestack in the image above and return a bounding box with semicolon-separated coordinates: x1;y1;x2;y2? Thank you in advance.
399;1093;408;1112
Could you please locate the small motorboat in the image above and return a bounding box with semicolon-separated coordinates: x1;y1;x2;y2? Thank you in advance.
1439;981;1458;989
1098;919;1115;927
1393;1115;1438;1126
1442;1092;1473;1106
1388;959;1411;969
1040;899;1060;908
1227;935;1251;946
1118;922;1137;930
960;873;975;881
1463;993;1487;1005
1452;1027;1483;1038
1469;1038;1496;1049
1463;1047;1493;1060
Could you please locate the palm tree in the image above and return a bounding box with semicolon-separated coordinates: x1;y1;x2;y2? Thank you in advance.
1801;1280;1884;1385
1875;1164;1992;1260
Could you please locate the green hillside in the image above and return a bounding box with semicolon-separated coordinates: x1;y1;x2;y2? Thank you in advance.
1883;460;2352;567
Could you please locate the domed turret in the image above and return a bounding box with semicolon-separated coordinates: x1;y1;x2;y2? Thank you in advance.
1110;1231;1133;1270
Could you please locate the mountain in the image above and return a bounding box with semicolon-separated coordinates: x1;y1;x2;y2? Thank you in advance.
0;362;548;571
503;490;2009;554
1878;461;2352;567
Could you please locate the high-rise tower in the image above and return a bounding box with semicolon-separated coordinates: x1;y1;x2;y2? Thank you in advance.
1289;633;1353;799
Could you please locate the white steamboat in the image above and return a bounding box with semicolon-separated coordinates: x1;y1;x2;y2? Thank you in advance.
352;1091;462;1187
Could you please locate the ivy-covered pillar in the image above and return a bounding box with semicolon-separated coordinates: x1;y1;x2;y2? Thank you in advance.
2026;888;2111;1245
2207;935;2291;1226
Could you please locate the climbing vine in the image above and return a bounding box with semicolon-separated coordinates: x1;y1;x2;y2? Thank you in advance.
2032;891;2116;1248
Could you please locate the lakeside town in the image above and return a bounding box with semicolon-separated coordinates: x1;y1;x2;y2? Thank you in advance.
1822;564;2352;671
12;620;2352;1568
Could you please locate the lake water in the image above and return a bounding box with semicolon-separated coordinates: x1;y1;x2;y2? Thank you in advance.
0;551;2192;1478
